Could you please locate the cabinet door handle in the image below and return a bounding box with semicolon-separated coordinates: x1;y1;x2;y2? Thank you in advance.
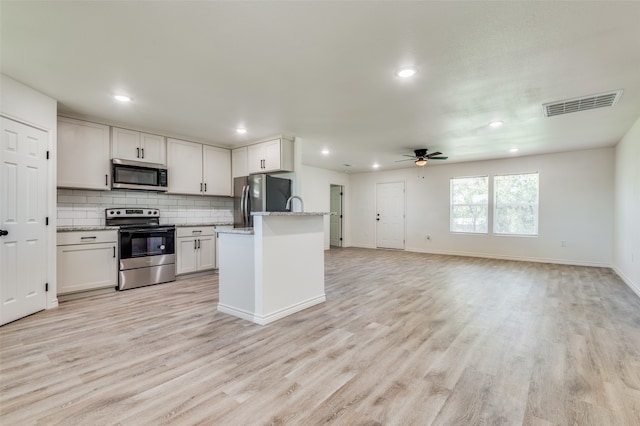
137;147;140;158
141;148;144;158
198;239;201;249
194;239;197;250
200;182;203;192
204;183;207;192
113;246;116;258
105;174;108;186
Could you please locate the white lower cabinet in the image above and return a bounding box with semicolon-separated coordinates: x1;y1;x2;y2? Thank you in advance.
57;230;118;294
176;226;216;275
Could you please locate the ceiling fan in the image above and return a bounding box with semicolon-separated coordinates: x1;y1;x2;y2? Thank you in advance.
396;148;448;166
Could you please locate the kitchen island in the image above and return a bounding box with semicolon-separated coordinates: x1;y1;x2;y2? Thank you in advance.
216;212;330;325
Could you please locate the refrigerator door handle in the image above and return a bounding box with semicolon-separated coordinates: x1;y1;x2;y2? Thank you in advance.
240;184;246;225
242;185;250;226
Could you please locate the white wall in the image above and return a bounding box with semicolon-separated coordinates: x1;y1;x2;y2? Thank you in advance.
614;116;640;296
349;148;615;266
298;165;351;249
1;74;58;308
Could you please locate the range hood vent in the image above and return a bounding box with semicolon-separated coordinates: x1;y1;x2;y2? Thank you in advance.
543;90;622;117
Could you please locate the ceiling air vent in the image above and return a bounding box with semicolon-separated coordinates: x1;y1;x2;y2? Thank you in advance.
543;90;622;117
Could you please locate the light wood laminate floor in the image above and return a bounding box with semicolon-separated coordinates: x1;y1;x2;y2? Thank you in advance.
1;248;639;425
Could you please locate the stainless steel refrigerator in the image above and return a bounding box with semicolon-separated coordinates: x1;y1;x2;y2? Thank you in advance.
233;174;292;227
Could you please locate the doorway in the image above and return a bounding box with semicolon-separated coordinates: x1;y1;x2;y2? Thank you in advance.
1;117;49;325
330;184;343;247
376;181;405;250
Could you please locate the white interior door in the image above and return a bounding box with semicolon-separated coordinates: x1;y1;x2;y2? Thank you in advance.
376;182;405;249
1;117;48;325
330;185;343;247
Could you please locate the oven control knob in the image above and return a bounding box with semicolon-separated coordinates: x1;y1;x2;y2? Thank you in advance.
117;211;121;214
109;210;114;215
160;245;165;250
154;211;158;215
148;211;152;215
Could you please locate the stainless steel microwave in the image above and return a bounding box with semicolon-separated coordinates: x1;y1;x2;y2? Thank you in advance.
112;159;168;191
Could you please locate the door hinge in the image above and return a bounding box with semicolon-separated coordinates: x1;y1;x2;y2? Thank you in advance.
45;217;49;226
45;283;49;292
46;151;50;159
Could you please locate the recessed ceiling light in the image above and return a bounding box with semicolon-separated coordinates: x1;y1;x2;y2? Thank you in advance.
489;121;503;128
321;149;330;155
372;163;380;169
509;148;519;153
236;128;247;134
114;95;132;102
397;68;417;78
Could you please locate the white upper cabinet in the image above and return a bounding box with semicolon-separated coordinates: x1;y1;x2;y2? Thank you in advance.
167;138;231;196
203;145;231;196
247;138;294;174
232;146;248;178
167;138;203;195
112;127;166;164
57;117;111;190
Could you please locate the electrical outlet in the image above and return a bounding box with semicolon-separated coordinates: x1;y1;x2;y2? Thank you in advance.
561;240;566;247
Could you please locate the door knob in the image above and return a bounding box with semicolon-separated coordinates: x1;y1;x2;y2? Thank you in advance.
0;229;8;236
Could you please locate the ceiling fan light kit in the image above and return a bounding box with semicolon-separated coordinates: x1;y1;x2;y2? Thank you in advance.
396;148;448;167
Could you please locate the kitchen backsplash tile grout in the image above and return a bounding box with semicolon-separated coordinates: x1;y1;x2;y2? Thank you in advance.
57;188;233;227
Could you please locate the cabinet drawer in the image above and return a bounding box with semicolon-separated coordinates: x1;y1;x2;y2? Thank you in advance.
57;242;117;294
57;230;118;246
176;226;216;238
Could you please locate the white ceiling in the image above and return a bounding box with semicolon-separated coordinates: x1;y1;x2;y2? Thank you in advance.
2;1;640;173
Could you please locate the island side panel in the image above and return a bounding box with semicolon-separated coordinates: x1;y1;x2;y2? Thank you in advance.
253;215;326;324
217;232;256;321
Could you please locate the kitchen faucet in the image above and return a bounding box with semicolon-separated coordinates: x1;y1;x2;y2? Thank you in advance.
285;195;304;212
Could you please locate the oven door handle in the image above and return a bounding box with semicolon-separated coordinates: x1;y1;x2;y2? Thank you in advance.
119;227;175;234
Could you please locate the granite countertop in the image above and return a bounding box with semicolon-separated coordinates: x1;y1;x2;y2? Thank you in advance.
251;212;331;216
215;227;255;235
57;226;120;232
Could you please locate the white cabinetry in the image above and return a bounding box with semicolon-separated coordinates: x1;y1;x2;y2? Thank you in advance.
57;117;111;190
112;127;166;164
56;230;118;294
203;145;232;196
176;226;216;275
167;138;231;196
247;138;294;174
232;146;248;178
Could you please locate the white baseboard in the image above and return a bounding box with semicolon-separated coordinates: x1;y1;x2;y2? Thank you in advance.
217;303;255;323
404;246;611;268
612;266;640;298
218;294;326;325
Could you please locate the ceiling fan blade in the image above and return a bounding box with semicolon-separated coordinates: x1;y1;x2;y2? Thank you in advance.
394;158;415;162
402;154;417;158
426;152;442;157
430;156;448;160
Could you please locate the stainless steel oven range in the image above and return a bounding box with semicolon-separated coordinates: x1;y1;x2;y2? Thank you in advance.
106;208;175;290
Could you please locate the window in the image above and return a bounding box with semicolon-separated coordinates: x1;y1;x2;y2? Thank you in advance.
450;176;488;233
493;173;539;235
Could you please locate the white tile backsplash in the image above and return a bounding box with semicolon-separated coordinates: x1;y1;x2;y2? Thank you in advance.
57;189;233;227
